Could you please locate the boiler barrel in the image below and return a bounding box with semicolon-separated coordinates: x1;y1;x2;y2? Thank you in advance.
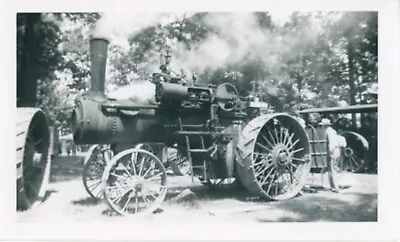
71;98;165;145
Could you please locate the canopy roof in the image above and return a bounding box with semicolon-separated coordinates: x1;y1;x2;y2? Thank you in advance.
298;104;378;115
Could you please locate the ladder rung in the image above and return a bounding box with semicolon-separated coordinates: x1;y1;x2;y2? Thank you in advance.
189;149;209;153
164;124;204;128
311;152;328;156
174;131;235;136
192;166;206;169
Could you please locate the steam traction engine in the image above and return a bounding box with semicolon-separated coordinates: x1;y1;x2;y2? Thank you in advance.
72;37;312;216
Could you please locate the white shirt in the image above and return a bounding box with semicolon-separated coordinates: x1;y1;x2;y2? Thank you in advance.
325;126;347;159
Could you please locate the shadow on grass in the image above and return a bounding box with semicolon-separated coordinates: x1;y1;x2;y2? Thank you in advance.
256;192;377;222
72;197;102;206
50;155;84;183
101;207;165;217
42;189;58;203
165;183;265;203
164;180;377;222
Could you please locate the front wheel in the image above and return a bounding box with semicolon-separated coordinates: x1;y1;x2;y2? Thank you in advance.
101;148;168;216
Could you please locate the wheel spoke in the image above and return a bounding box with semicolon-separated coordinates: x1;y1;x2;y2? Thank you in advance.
260;133;275;150
289;162;299;170
282;129;290;146
351;156;361;169
284;132;295;147
120;163;133;177
141;193;152;206
141;162;155;178
252;156;272;168
291;147;304;155
253;152;270;157
266;170;277;195
292;157;306;163
87;173;102;180
286;166;297;184
122;191;133;212
260;166;276;186
256;142;273;153
146;172;163;182
130;152;138;175
144;186;164;199
111;187;131;204
255;162;274;177
274;127;280;144
134;196;139;214
287;138;300;151
281;171;291;191
274;172;279;196
138;155;146;176
268;129;278;145
348;156;356;171
88;180;101;190
95;189;102;198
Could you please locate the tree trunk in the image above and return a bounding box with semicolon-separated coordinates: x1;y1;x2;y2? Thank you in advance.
17;13;41;107
347;40;357;130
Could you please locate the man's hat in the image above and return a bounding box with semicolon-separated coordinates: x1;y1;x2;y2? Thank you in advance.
164;48;172;57
319;118;332;126
366;83;378;96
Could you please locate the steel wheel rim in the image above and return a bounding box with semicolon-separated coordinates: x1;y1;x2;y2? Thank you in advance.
82;145;113;199
102;148;167;216
22;122;49;206
342;132;369;173
252;116;310;200
135;143;154;153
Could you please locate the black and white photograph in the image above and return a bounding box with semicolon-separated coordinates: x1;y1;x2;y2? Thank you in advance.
1;0;399;241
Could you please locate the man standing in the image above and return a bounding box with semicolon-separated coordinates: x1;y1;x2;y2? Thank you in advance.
320;118;347;192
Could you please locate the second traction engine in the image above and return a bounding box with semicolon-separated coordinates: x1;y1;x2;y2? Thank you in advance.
72;37;312;216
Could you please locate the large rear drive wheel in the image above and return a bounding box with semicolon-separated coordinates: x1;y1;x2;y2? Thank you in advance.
102;148;167;216
236;114;311;201
17;108;51;210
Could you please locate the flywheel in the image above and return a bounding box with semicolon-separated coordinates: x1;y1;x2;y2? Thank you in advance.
236;114;311;201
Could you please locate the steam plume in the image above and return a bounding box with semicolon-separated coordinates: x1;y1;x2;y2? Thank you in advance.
93;12;338;102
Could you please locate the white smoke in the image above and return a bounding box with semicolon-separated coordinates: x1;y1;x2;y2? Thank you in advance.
107;81;156;104
171;13;276;75
93;12;333;102
92;12;188;50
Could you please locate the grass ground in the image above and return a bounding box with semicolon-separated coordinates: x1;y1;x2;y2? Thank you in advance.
17;155;377;223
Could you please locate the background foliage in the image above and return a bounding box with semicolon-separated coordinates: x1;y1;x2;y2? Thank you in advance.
17;12;377;131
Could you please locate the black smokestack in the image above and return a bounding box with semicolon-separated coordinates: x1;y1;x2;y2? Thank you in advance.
88;37;109;100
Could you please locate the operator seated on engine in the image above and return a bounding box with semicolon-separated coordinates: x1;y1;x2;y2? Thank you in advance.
156;47;185;84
